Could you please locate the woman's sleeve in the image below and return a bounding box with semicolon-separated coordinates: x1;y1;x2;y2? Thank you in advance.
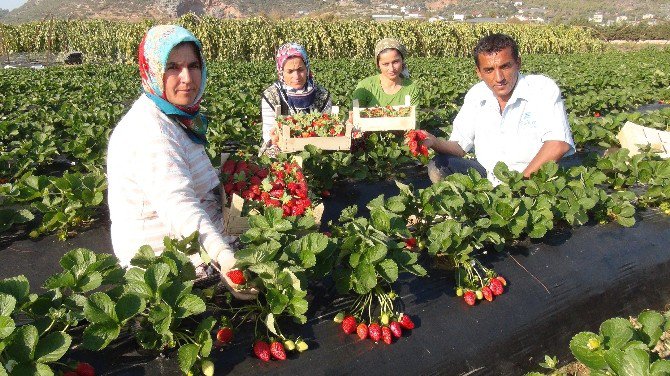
138;127;234;265
261;97;276;144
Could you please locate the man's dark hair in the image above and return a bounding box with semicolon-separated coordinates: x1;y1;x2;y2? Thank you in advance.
473;33;519;67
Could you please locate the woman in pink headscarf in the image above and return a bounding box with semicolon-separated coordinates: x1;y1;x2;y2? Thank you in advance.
260;42;332;154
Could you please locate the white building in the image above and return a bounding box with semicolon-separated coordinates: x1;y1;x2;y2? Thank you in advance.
372;14;403;22
616;15;628;23
453;13;465;21
514;1;523;6
592;13;603;23
642;14;654;20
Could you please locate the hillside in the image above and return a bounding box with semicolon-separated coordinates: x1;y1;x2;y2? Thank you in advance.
1;0;670;23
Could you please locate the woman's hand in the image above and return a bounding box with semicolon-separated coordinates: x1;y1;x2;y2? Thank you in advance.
270;128;279;145
216;252;259;301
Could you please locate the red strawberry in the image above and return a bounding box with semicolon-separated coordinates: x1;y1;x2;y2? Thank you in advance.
482;286;494;302
464;291;476;306
321;190;331;198
234;181;247;191
368;323;382;342
594;112;601;117
356;323;368;340
253;340;271;362
381;326;393;344
223;183;234;195
270;341;286;360
75;362;95;376
222;160;236;174
399;314;415;330
341;315;357;334
226;269;246;285
389;321;403;338
489;278;504;296
250;176;262;185
404;237;417;249
216;327;233;344
496;275;508;286
257;169;269;178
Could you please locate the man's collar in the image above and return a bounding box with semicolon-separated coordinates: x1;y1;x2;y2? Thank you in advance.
480;73;527;107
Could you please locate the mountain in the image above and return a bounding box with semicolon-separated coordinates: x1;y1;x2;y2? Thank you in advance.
2;0;669;24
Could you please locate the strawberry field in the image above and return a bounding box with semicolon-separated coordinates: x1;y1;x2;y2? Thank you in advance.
1;45;670;375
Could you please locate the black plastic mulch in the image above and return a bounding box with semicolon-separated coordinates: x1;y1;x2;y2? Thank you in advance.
1;171;670;376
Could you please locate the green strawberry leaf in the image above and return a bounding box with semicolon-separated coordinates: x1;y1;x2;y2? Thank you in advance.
0;294;16;317
6;325;39;362
82;321;121;351
116;294;146;323
144;263;171;296
570;332;607;370
34;332;71;363
178;343;199;375
638;310;665;346
651;360;670;375
84;292;118;323
376;259;398;283
600;317;634;350
267;288;290;315
176;294;206;319
0;316;15;340
0;275;30;306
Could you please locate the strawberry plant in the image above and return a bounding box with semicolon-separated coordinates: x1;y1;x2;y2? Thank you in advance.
527;309;670;376
213;206;336;350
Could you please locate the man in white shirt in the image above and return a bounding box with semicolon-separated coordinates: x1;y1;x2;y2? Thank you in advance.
423;33;575;185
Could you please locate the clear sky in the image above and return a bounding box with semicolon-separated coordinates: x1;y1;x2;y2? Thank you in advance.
1;0;28;11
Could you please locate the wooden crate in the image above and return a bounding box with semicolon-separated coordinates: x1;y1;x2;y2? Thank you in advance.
352;95;416;132
276;106;352;153
220;153;324;236
617;121;670;158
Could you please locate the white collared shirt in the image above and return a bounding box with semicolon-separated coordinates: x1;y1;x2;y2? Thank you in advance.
449;74;575;184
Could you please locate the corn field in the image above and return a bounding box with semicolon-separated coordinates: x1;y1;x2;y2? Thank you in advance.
0;15;604;63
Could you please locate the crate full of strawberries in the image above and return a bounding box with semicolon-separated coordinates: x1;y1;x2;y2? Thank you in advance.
352;95;416;132
275;106;352;152
220;153;324;235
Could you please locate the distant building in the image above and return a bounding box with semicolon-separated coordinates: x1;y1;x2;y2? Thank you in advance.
514;1;523;6
616;15;628;23
453;13;465;21
429;16;446;22
642;14;654;20
591;13;604;23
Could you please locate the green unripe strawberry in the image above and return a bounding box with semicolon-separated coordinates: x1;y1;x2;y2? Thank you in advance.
201;359;214;376
296;339;309;352
456;287;463;297
380;312;390;325
333;311;345;323
388;291;398;300
283;339;296;351
476;290;483;300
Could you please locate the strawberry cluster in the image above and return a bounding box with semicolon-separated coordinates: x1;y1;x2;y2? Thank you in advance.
276;112;345;138
221;160;312;217
457;275;507;306
335;311;415;345
405;130;429;157
360;105;412;118
252;337;308;361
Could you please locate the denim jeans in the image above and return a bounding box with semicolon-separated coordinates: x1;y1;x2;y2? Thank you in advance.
427;154;486;183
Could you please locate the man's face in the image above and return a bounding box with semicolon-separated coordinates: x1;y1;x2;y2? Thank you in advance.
475;47;520;104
